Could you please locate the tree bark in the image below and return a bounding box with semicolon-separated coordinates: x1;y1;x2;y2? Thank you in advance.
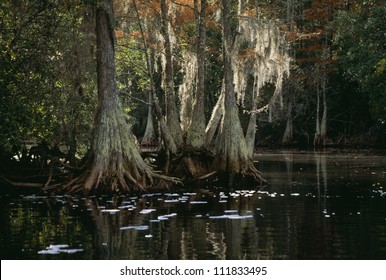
282;0;295;146
245;70;258;158
282;101;293;145
186;0;207;149
321;77;328;145
314;81;321;146
160;0;183;146
141;91;157;146
245;111;257;158
205;87;224;146
213;0;260;181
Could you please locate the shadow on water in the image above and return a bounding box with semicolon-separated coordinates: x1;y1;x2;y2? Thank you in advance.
1;151;386;259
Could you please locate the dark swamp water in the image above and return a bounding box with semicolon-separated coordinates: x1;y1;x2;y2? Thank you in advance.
1;151;386;260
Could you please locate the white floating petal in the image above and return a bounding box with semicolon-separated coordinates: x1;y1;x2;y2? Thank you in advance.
101;209;120;214
120;225;149;231
190;201;208;204
139;209;156;214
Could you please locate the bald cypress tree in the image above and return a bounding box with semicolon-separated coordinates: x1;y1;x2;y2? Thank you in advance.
65;0;176;193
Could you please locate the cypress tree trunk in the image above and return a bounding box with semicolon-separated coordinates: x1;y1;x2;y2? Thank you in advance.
314;81;321;146
282;101;293;145
160;0;183;147
213;0;264;185
320;78;328;145
245;111;257;158
245;72;258;158
186;0;207;149
205;87;224;146
141;91;157;146
65;0;176;193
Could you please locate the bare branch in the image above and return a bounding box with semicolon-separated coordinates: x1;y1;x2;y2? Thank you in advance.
171;0;194;10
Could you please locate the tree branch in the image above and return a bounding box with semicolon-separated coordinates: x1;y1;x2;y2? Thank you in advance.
171;0;194;10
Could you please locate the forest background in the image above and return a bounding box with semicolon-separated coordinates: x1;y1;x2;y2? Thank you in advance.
0;0;385;193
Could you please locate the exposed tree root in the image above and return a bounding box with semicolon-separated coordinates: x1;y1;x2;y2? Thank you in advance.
197;171;217;180
59;172;180;195
162;149;267;188
1;152;266;194
56;154;181;195
164;149;214;182
0;176;44;188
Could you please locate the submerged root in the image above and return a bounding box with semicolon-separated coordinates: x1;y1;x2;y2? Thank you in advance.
213;165;268;190
165;150;214;182
240;161;268;186
211;153;268;189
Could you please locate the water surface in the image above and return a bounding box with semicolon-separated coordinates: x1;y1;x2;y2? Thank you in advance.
1;151;386;259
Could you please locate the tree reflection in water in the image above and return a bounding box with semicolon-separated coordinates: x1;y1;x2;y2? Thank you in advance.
85;193;262;259
1;152;386;259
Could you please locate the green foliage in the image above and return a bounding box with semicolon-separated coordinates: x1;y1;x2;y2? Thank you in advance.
0;0;56;156
332;2;386;121
116;39;149;95
0;0;96;159
115;35;152;135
